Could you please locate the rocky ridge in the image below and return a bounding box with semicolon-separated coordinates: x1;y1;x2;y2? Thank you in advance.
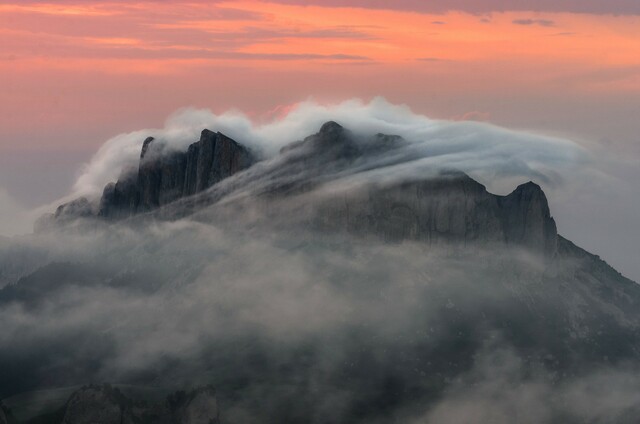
45;122;558;255
8;385;221;424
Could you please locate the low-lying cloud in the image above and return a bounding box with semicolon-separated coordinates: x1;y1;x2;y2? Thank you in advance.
5;97;639;282
1;217;639;422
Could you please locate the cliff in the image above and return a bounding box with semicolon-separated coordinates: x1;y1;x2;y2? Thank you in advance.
99;130;255;219
46;122;558;255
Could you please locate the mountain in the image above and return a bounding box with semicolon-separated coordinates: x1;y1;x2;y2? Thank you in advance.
42;122;557;255
3;122;640;423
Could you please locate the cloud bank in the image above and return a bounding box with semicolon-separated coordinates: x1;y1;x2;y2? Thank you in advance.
267;0;640;15
1;218;639;422
70;97;587;201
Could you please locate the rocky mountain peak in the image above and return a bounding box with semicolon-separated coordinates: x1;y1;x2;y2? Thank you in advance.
61;385;131;424
319;120;344;134
42;123;560;256
500;181;557;254
97;129;255;218
297;120;360;160
140;136;156;159
56;384;219;424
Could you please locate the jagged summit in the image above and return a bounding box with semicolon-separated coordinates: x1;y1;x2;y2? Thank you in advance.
318;120;344;134
140;136;155;159
42;122;559;255
98;128;254;219
8;124;640;424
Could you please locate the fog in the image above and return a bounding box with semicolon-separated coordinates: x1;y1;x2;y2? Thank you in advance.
5;97;637;281
1;204;639;422
69;97;587;201
1;97;639;422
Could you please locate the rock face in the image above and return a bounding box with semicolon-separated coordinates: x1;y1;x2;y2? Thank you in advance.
304;172;557;254
0;404;7;424
47;121;558;255
262;122;558;255
168;386;219;424
99;130;255;219
61;385;134;424
57;385;219;424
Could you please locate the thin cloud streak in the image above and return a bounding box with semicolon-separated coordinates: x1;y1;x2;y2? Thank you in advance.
512;18;555;27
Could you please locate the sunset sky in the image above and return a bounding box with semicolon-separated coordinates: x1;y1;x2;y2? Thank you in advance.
1;1;638;157
1;1;639;277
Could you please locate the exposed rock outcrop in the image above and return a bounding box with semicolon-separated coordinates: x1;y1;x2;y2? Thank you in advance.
57;385;219;424
168;386;219;424
61;385;134;424
309;171;557;255
0;403;8;424
45;122;558;255
99;130;255;219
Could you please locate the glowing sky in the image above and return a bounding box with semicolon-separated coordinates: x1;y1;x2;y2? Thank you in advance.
1;1;638;153
0;1;639;279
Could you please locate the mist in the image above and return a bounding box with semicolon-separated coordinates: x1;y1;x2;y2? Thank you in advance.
8;97;625;281
1;96;639;422
69;97;588;201
1;210;639;422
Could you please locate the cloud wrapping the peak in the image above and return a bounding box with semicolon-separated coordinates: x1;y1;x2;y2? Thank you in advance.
70;97;587;200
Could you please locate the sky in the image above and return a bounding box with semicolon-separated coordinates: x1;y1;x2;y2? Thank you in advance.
0;1;639;278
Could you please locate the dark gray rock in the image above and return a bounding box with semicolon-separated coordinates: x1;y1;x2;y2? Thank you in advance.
98;130;255;219
300;170;558;255
56;385;219;424
46;122;557;256
186;129;254;194
499;181;557;254
61;385;134;424
280;120;360;161
99;166;139;219
54;197;93;220
0;403;7;424
169;386;220;424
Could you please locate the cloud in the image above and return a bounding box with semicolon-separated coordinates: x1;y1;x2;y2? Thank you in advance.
416;57;444;61
1;218;639;420
0;98;639;420
69;97;587;202
262;0;640;15
412;344;640;424
49;97;640;283
512;18;555;27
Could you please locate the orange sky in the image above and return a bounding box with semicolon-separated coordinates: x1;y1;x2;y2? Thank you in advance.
0;1;638;162
0;1;639;279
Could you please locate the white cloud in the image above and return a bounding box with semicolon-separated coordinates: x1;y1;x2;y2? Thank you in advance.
48;97;640;281
69;97;588;200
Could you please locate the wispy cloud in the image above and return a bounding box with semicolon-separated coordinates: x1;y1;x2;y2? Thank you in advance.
512;18;555;27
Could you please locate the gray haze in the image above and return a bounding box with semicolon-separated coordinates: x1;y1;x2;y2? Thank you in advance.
1;216;640;422
1;115;640;422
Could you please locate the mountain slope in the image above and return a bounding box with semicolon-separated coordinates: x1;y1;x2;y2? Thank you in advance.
3;122;639;423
